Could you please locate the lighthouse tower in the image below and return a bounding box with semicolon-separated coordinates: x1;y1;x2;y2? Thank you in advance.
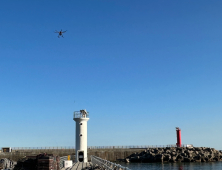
73;109;89;162
176;127;182;147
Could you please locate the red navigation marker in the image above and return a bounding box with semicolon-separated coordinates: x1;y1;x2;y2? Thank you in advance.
176;127;182;147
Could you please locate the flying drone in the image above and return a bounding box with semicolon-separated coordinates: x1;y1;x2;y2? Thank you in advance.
55;29;67;38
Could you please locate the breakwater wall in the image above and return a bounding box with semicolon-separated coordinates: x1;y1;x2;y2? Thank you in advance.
1;147;220;163
125;147;222;163
0;148;145;162
0;149;75;161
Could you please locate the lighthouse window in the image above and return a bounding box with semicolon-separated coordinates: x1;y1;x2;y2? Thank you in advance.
79;134;82;137
79;123;82;125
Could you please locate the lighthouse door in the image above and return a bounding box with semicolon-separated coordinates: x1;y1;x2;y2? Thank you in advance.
78;151;84;162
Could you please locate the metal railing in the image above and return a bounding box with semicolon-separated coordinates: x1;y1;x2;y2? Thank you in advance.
10;144;193;151
91;155;130;170
88;144;193;149
73;110;89;118
11;146;75;150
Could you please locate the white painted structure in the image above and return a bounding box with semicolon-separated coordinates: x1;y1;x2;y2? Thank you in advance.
64;160;73;168
2;147;12;152
73;109;89;163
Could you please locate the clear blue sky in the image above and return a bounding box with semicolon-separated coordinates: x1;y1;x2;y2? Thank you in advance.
0;0;222;149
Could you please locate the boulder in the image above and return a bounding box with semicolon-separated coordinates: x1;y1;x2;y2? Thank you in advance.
181;153;186;157
130;156;141;162
177;155;183;160
155;154;163;162
125;147;221;163
201;157;206;162
171;152;177;156
184;157;192;162
195;147;202;151
214;157;220;161
163;154;171;162
170;156;177;162
125;158;130;163
193;155;201;162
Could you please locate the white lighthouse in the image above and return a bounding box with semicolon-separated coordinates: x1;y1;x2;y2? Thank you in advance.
73;109;89;162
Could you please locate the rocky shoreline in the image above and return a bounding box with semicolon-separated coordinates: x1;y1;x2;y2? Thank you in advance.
125;147;222;163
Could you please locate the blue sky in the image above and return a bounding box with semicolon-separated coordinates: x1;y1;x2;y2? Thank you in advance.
0;0;222;149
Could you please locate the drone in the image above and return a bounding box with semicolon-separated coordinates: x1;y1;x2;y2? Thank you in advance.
55;29;67;38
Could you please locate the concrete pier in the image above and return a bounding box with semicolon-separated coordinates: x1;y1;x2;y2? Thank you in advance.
61;162;95;170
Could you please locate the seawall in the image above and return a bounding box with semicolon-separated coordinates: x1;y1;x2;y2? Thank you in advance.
2;147;219;163
125;147;222;163
0;148;145;162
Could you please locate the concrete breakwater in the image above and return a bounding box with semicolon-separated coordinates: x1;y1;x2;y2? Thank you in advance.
0;148;145;162
0;149;75;162
125;147;222;163
2;147;221;163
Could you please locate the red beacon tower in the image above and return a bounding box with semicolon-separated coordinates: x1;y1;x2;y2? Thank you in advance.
176;127;182;147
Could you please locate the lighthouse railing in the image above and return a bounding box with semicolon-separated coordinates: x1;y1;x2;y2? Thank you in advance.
73;112;89;118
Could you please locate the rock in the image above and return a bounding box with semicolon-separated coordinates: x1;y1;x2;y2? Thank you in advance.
176;147;183;151
208;154;214;159
177;155;183;160
170;156;177;162
163;154;171;162
130;156;141;163
141;157;150;163
205;157;211;162
195;159;201;162
155;154;163;162
125;158;130;163
184;157;192;162
201;157;206;162
125;147;222;163
193;155;201;162
188;152;196;158
158;148;164;152
177;159;183;162
214;157;220;161
204;148;212;152
181;153;186;157
171;152;177;156
195;151;199;154
142;154;155;162
185;150;192;154
195;147;202;151
0;158;15;169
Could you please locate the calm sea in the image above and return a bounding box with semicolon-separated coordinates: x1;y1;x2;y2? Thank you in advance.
119;162;222;170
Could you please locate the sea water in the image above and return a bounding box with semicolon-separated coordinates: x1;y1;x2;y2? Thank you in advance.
119;162;222;170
